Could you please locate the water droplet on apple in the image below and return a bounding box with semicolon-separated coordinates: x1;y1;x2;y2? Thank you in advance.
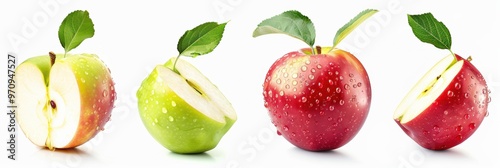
283;73;289;78
485;111;490;117
292;73;298;79
169;116;174;122
336;87;341;93
357;82;362;87
352;84;357;88
328;79;334;85
308;74;314;80
339;76;344;81
464;93;469;98
305;60;310;65
279;90;284;96
308;114;312;118
171;101;177;107
433;126;440;132
301;66;307;72
333;122;338;127
488;96;492;103
329;105;335;111
469;123;476;130
145;99;149;104
301;97;307;103
276;79;282;84
327;117;333;121
268;90;273;97
277;130;282;135
317;82;323;89
311;68;316;73
103;90;108;97
344;128;350;133
447;91;454;97
482;88;488;94
162;108;168;114
84;71;89;75
455;83;461;89
319;111;325;115
154;118;158;123
344;84;350;89
455;125;463;132
456;135;463;140
315;99;320;104
443;111;449;115
292;80;298;86
464;114;470;119
81;78;86;83
337;118;343;122
349;73;354;77
339;100;344;105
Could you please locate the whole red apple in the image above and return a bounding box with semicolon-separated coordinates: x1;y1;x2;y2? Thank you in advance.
263;47;371;151
253;10;377;151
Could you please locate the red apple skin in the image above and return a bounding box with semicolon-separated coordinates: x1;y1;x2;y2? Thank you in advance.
61;55;117;148
396;55;489;150
263;48;371;151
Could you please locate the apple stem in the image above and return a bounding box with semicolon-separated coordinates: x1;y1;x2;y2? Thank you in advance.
172;55;181;74
310;46;316;55
444;49;458;71
49;51;56;67
467;56;473;62
316;46;322;54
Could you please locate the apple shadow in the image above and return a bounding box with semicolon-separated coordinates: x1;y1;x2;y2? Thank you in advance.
31;146;104;166
427;148;471;159
166;151;215;162
289;147;357;163
33;146;90;156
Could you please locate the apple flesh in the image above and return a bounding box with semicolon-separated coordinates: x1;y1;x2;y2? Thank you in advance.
137;57;236;154
394;54;489;150
263;47;371;151
15;53;116;149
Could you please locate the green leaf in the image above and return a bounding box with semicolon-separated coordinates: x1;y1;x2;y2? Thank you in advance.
333;9;378;48
58;10;95;54
252;10;315;48
177;22;227;57
407;13;452;50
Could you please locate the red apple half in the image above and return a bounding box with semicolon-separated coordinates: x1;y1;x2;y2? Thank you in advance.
393;54;489;150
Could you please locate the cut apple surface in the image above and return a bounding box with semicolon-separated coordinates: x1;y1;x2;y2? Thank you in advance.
166;58;237;123
137;57;236;154
16;53;115;149
394;54;489;150
394;54;462;122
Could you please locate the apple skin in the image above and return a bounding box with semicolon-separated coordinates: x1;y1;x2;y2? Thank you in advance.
137;59;235;154
263;47;371;151
16;53;116;149
395;55;489;150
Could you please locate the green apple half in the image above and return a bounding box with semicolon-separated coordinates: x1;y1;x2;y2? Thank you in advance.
15;53;116;149
137;57;237;154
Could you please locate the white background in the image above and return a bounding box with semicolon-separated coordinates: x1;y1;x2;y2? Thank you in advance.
1;0;500;167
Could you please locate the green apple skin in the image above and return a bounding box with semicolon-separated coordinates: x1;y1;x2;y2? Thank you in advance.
16;53;116;149
137;58;235;154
